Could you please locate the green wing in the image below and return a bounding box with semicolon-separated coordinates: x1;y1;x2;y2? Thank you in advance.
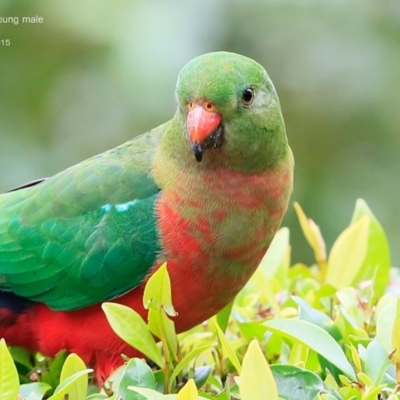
0;122;168;310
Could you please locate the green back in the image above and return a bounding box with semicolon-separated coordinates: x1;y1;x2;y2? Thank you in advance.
0;124;166;310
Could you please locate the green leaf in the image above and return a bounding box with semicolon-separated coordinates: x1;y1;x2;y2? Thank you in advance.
129;386;208;400
168;343;214;392
216;300;234;333
357;372;374;386
101;363;125;394
48;369;93;400
154;369;165;394
288;342;309;366
391;298;400;352
293;203;326;265
348;342;361;372
364;338;392;385
317;354;343;384
41;350;68;388
325;215;369;289
335;287;365;332
264;319;356;380
375;293;395;321
292;296;342;341
176;379;198;400
212;318;242;373
238;321;268;342
86;394;109;400
362;384;387;400
323;371;339;392
318;395;341;400
102;302;164;368
258;227;291;279
129;386;168;400
9;346;33;370
115;358;156;400
270;365;325;400
58;353;89;399
250;269;282;315
20;382;52;400
143;263;178;360
391;297;400;382
376;297;397;355
148;307;178;360
193;365;212;389
0;339;19;400
350;199;391;297
144;262;176;316
240;339;278;400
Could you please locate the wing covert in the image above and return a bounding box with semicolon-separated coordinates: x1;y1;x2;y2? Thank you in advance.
0;123;167;310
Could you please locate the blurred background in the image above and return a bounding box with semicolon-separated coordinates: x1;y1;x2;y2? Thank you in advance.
0;0;399;266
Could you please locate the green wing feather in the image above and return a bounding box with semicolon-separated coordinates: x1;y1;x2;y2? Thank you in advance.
0;123;168;310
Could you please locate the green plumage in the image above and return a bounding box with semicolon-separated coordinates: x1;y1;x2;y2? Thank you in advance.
0;125;164;310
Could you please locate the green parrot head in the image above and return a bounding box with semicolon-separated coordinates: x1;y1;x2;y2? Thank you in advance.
173;51;289;173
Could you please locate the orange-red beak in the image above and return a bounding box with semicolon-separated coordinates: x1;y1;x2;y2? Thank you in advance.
186;103;222;162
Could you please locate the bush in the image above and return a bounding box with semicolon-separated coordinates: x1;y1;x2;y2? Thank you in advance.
2;200;398;400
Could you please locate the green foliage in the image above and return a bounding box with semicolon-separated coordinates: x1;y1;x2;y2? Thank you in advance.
5;199;400;399
102;302;164;369
239;339;278;399
0;338;19;399
115;358;156;400
47;354;92;400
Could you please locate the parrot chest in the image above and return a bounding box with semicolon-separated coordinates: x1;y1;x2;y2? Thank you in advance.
154;164;292;329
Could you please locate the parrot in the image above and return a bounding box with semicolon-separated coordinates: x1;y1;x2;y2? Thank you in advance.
0;51;293;383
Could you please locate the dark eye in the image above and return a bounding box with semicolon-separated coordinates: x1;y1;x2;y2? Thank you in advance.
242;87;255;106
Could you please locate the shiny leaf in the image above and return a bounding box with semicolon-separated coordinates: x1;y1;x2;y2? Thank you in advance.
258;227;291;278
19;382;52;400
350;199;391;297
115;358;156;400
365;338;391;385
48;369;93;400
102;302;164;367
176;379;199;400
264;319;356;380
271;364;325;400
143;262;176;316
148;307;178;360
325;215;369;289
212;318;241;373
293;296;341;341
240;339;278;400
59;353;89;399
168;344;215;392
0;339;19;400
216;300;234;333
128;386;167;400
294;203;326;265
376;297;397;354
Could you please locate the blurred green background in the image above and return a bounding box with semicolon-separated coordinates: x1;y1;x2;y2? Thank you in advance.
0;0;399;266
